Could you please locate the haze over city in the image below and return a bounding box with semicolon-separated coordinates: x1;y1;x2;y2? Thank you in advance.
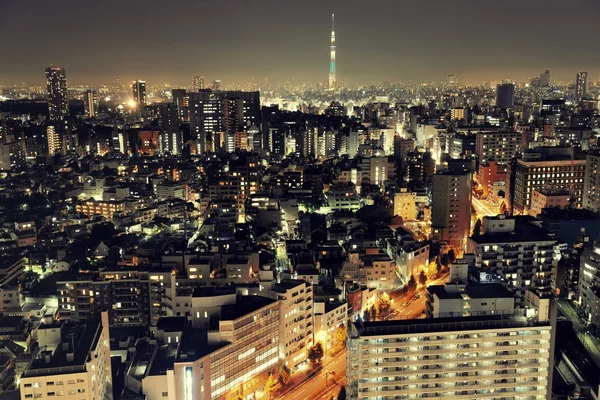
2;0;600;85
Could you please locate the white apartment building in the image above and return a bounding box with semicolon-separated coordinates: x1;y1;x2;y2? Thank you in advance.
274;279;314;370
347;294;554;399
20;312;113;400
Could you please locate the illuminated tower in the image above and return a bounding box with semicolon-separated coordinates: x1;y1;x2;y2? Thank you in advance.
329;13;336;90
45;66;69;119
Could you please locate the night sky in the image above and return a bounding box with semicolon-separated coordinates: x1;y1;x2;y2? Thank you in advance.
2;0;599;86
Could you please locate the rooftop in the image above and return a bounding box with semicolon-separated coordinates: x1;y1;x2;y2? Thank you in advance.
24;318;103;377
355;314;549;338
427;282;513;300
470;216;555;244
220;295;276;321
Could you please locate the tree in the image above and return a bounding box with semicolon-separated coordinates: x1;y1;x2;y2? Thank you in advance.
278;365;291;386
334;325;347;348
91;222;116;241
419;270;427;286
448;249;457;263
370;305;376;320
265;373;278;399
363;308;371;322
473;218;482;236
307;342;324;367
408;274;417;288
379;292;391;310
338;385;347;400
435;256;442;273
441;253;450;267
499;201;507;215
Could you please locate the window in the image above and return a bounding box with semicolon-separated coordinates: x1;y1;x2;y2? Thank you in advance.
162;392;168;397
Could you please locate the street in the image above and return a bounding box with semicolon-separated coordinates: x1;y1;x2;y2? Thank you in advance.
279;350;346;400
385;272;449;320
557;299;600;367
472;196;499;219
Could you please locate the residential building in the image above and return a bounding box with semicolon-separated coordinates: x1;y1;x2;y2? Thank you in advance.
76;200;125;220
475;131;525;165
393;190;417;221
83;90;98;118
19;312;112;400
432;170;472;251
467;215;559;308
273;279;313;370
582;151;600;213
579;237;600;331
347;295;554;399
45;66;69;119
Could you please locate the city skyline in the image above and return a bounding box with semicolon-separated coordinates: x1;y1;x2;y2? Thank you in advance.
2;0;600;86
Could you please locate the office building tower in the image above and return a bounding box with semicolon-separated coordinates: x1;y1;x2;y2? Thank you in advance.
329;13;336;90
46;126;61;155
495;83;515;108
83;89;98;118
213;79;222;91
539;68;551;87
188;90;260;154
132;80;147;107
347;292;554;399
171;88;189;122
475;131;525;165
576;71;588;100
583;151;600;213
348;129;360;158
509;147;585;214
192;75;204;91
19;312;113;400
432;170;472;251
45;66;69;119
467;215;559;308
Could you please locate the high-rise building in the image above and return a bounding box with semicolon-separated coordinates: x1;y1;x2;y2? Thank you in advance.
46;125;61;155
132;80;147;108
188;90;260;154
467;215;559;308
539;68;551;87
213;79;222;91
347;294;554;399
475;131;525;165
583;151;600;213
576;71;588;100
159;103;182;155
192;75;204;91
431;170;472;251
508;148;585;214
83;89;98;118
45;66;69;119
19;312;113;400
579;237;600;328
495;83;515;108
328;13;336;90
171;88;189;122
0;140;26;171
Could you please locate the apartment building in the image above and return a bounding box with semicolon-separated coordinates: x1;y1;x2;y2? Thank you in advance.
20;312;112;400
347;294;554;399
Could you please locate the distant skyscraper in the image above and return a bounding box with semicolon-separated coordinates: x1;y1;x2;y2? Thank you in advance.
132;80;147;107
539;68;551;87
495;83;515;108
328;13;336;90
192;75;204;91
83;89;98;118
447;74;457;87
45;66;69;119
213;80;222;91
576;71;588;100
